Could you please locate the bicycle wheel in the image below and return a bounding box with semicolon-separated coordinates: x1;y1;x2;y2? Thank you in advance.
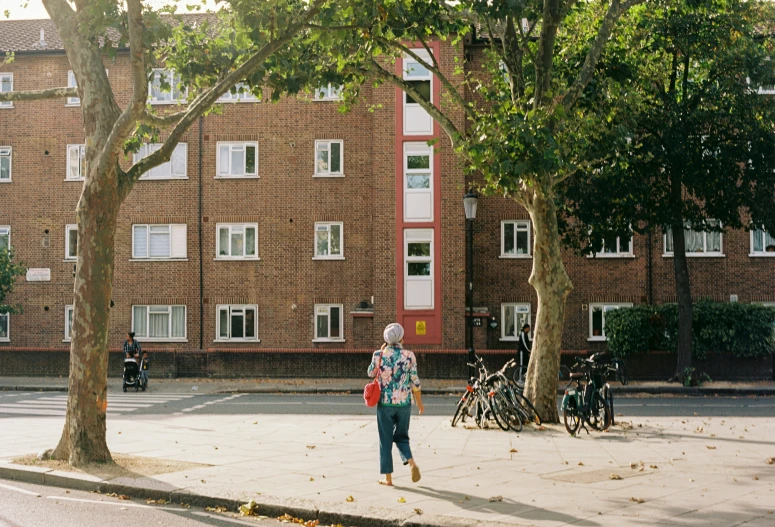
563;398;581;435
488;391;512;431
616;359;629;386
495;388;523;432
511;365;527;386
513;391;542;425
451;392;473;427
604;386;615;426
589;392;612;431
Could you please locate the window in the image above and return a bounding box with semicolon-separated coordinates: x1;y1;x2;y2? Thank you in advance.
65;224;78;260
589;303;632;341
0;226;9;251
64;305;74;342
501;220;531;257
66;70;80;106
0;73;12;108
751;228;775;256
216;142;257;178
133;143;187;179
132;224;187;259
404;229;434;309
664;221;723;256
501;303;530;341
314;140;343;177
314;304;343;341
132;305;186;341
218;83;257;102
66;144;85;180
403;50;433;135
0;147;11;181
216;224;258;259
593;232;632;257
148;69;186;104
403;143;433;222
0;313;8;341
313;83;342;101
216;305;258;341
314;222;343;259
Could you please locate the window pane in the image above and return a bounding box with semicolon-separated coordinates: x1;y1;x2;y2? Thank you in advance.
330;224;341;255
245;146;256;174
219;145;229;175
331;142;341;173
405;80;431;104
68;146;80;179
407;155;429;169
0;76;11;92
408;262;431;276
68;228;78;258
407;242;430;257
149;312;169;338
245;227;256;256
231;312;244;338
708;231;721;253
171;306;185;338
591;307;603;336
171;144;185;176
316;313;328;338
0;315;7;339
603;233;618;254
66;308;74;339
330;307;340;338
231;229;244;256
619;234;631;254
406;174;430;189
219;227;229;256
133;306;147;337
504;305;516;337
245;309;255;338
133;226;148;258
0;155;9;180
230;146;244;175
516;230;528;255
0;233;7;250
149;228;170;257
685;229;704;252
503;223;515;255
316;143;329;173
219;309;229;339
316;229;329;256
406;60;429;78
753;229;764;252
665;229;673;253
765;230;775;253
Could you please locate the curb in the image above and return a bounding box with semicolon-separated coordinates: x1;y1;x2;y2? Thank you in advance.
0;386;68;392
0;462;506;527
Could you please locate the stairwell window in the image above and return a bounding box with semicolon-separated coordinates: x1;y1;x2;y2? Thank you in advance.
65;224;78;260
216;305;258;341
0;73;12;108
132;305;186;341
589;303;632;341
0;147;11;181
132;224;187;260
751;228;775;256
216;142;257;178
66;70;80;106
0;226;9;250
501;220;531;257
216;223;258;259
314;140;343;177
313;304;344;342
0;313;8;341
148;69;186;104
133;143;187;180
664;220;723;257
314;222;343;259
64;305;74;342
66;144;85;180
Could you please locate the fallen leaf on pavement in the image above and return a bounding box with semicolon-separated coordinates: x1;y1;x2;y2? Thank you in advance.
609;474;623;480
201;479;206;483
345;496;354;502
578;462;584;466
239;500;258;516
706;446;716;450
630;497;645;504
306;445;316;449
509;449;518;453
536;426;546;431
205;506;228;513
753;475;759;480
398;497;406;503
766;458;774;465
145;498;168;505
309;477;314;481
489;496;503;502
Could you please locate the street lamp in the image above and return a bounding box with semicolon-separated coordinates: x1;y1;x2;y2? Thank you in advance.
463;191;478;379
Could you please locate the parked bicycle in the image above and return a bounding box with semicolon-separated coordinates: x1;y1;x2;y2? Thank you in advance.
561;357;612;435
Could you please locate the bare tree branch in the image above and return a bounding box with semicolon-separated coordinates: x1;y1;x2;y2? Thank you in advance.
561;0;648;110
140;108;187;127
535;0;562;108
0;87;78;102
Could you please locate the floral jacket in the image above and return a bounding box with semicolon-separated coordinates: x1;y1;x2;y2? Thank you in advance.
367;345;421;406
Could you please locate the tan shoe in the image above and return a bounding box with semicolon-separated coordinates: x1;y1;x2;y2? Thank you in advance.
411;465;421;483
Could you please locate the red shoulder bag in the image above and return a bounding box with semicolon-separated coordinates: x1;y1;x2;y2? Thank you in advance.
364;353;382;407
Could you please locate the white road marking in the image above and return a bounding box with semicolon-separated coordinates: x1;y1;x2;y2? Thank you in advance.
0;482;42;496
45;496;182;511
179;394;244;413
191;511;260;525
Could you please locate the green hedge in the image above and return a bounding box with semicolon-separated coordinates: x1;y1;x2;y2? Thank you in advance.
605;301;775;360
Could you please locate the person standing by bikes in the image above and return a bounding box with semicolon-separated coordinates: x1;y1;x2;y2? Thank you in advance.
517;323;532;375
124;332;141;362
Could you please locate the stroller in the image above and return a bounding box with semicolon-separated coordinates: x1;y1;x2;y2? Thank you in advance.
122;358;141;392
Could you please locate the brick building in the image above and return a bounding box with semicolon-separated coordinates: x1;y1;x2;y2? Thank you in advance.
0;19;773;379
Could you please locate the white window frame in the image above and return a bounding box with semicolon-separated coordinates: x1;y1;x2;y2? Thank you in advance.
131;304;187;342
750;228;775;257
404;229;434;310
66;70;80;106
65;224;78;260
215;141;258;179
148;68;186;105
215;304;259;342
64;305;74;342
500;303;530;341
403;142;433;222
588;230;634;258
664;221;724;257
313;222;344;260
0;312;8;342
133;143;188;180
0;226;9;251
589;303;632;341
0;73;12;108
216;223;259;260
313;304;344;342
500;220;532;258
314;140;344;177
403;50;432;102
0;146;12;182
66;144;85;181
131;224;187;260
218;83;258;102
313;83;343;101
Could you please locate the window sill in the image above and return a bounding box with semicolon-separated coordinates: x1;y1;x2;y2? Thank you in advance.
63;339;71;343
312;338;346;343
499;337;519;342
0;338;9;342
0;180;12;183
749;253;775;257
138;177;189;181
136;338;188;343
662;254;725;258
217;100;259;104
64;104;81;108
129;258;189;262
64;178;84;182
214;339;260;343
148;101;186;106
214;175;260;180
587;337;607;342
312;256;345;261
215;257;260;261
312;98;343;102
499;254;532;259
63;259;76;263
587;254;636;259
0;105;14;109
313;174;345;178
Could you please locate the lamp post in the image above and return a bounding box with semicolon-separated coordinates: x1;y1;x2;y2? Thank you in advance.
463;191;478;379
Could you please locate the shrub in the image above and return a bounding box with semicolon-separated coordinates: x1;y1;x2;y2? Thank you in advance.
605;301;775;360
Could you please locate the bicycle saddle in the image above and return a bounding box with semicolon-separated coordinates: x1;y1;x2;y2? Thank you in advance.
569;372;585;380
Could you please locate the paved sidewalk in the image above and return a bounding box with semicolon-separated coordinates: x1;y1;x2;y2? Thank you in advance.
1;407;774;526
2;376;774;396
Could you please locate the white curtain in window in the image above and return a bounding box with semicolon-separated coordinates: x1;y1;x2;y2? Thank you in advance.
685;229;704;252
245;227;256;256
149;309;169;338
219;308;229;338
0;314;7;338
171;306;185;338
133;306;147;337
133;226;148;258
149;226;170;257
219;227;229;255
171;144;186;176
707;231;721;252
504;305;516;337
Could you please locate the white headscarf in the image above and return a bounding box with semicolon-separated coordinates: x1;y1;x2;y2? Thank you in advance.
383;323;404;345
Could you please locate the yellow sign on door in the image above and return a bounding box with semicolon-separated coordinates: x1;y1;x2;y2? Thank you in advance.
416;321;427;336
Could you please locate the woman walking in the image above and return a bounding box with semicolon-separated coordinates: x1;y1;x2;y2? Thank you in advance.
368;323;424;486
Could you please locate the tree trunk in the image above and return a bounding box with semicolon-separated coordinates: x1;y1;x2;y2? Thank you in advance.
670;219;693;380
52;176;120;466
523;190;573;423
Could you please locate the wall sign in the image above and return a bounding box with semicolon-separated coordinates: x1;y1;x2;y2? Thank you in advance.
26;268;51;282
415;320;427;336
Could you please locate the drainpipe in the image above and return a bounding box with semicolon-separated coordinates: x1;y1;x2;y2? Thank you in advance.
198;117;204;350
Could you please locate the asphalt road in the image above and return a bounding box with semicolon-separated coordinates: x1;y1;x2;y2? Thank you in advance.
0;391;772;418
0;479;297;527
